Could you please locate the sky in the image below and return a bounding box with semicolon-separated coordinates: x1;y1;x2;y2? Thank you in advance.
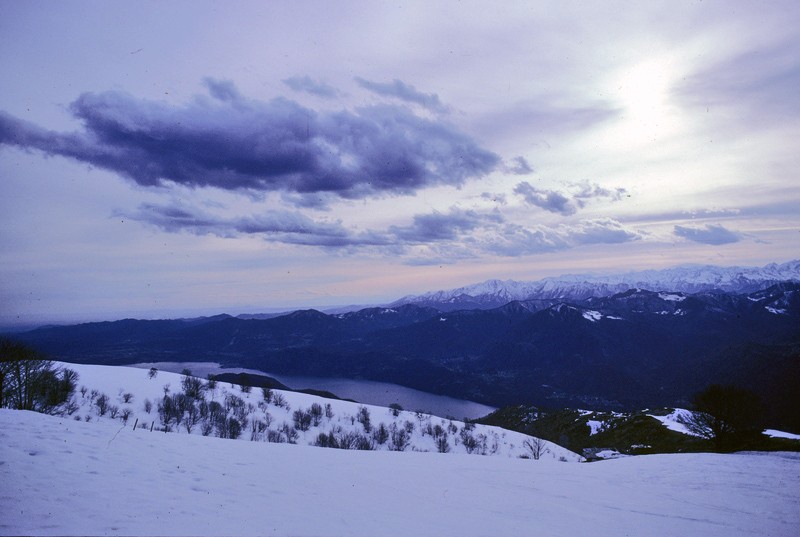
1;1;799;326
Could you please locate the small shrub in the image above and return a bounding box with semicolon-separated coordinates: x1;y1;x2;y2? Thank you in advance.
63;398;79;416
389;424;410;451
372;422;389;445
357;406;372;433
314;431;339;448
148;367;158;379
266;429;285;443
95;393;110;416
272;393;287;408
389;403;403;417
293;409;312;431
122;392;134;404
309;403;323;426
278;423;299;444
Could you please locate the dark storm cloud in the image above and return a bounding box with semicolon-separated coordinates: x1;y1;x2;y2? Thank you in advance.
514;180;627;215
0;81;498;203
354;77;450;114
283;76;341;99
673;224;742;245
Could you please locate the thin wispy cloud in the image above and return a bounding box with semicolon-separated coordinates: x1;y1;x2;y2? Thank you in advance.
123;200;641;261
504;156;534;175
283;75;341;99
673;224;743;245
354;77;450;114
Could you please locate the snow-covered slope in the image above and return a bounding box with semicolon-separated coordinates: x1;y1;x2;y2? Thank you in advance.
393;259;800;309
41;362;580;461
2;409;799;537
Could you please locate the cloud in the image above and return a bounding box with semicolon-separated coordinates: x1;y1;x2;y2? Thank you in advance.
124;200;641;260
485;218;641;257
203;77;243;103
676;40;800;127
673;224;742;245
504;156;534;175
0;80;498;204
354;77;450;114
486;224;567;256
570;181;627;206
389;208;503;243
565;218;641;245
125;202;391;248
514;182;575;215
514;180;627;215
473;100;620;142
283;76;340;99
481;192;507;205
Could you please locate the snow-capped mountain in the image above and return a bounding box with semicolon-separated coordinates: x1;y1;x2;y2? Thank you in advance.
391;259;800;311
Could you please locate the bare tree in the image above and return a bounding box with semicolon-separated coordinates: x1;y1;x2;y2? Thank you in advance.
1;338;78;413
523;437;547;460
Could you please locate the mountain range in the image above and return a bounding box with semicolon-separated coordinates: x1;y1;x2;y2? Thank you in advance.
8;259;799;432
390;259;800;311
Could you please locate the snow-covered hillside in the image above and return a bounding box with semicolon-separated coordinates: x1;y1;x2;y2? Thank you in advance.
36;362;580;461
2;409;799;536
393;259;800;308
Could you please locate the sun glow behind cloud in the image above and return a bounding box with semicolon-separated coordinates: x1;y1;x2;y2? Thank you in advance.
605;57;683;148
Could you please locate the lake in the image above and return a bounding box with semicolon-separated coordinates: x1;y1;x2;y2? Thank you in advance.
128;361;496;420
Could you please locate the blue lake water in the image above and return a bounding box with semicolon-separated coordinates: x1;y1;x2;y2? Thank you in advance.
129;361;496;420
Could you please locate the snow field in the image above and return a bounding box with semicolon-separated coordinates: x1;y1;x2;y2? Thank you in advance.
49;362;581;460
2;409;799;536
